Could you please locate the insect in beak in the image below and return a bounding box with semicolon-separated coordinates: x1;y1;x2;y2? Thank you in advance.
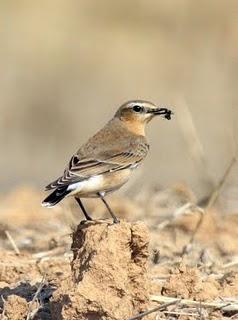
147;107;173;120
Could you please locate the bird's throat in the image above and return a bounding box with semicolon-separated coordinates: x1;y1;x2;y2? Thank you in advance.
122;119;146;136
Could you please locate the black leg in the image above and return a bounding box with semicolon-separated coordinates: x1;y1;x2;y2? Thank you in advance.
98;193;120;224
75;197;93;221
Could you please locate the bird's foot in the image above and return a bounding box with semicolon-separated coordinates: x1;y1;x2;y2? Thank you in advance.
112;217;120;224
80;219;93;225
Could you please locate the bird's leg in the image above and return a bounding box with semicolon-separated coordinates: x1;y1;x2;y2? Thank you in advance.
75;197;93;221
98;193;120;224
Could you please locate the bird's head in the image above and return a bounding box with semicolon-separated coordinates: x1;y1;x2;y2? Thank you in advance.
115;100;173;135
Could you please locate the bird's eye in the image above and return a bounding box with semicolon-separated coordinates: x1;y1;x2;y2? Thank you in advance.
132;105;143;113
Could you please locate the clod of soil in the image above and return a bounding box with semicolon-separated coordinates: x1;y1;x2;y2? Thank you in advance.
3;295;28;320
162;263;220;301
50;220;150;320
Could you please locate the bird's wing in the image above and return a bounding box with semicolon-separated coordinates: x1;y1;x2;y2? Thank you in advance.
45;143;149;190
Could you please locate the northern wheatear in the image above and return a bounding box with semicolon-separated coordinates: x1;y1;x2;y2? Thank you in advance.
42;100;173;223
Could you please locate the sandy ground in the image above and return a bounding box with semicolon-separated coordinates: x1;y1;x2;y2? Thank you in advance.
0;185;238;319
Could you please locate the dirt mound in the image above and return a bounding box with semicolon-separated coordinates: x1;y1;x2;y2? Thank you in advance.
50;220;150;320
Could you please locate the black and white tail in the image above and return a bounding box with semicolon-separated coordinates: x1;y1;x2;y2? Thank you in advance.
42;186;71;208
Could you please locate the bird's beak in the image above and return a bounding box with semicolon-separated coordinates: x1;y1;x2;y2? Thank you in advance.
147;107;173;120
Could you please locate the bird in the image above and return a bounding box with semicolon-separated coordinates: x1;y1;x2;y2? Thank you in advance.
42;100;173;223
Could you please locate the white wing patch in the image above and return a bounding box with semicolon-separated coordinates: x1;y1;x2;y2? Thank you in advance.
67;175;104;195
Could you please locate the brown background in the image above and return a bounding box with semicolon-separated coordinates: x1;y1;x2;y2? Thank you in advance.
1;0;238;200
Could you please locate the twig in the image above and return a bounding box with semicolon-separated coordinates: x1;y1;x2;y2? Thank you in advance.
32;247;70;259
206;156;237;209
5;230;20;255
176;98;214;189
174;203;198;218
26;274;46;320
157;203;204;233
183;156;237;253
231;312;238;319
151;295;238;312
163;310;199;316
222;258;238;269
128;299;180;320
1;295;7;319
182;209;204;255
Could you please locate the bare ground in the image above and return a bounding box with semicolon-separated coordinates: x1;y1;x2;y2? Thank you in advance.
0;185;238;319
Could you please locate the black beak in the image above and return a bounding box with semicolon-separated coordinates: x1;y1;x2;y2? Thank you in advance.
147;107;173;120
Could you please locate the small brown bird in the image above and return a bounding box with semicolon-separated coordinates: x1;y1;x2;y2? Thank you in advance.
42;100;173;223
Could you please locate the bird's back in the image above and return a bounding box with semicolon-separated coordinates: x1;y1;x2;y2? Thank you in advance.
77;117;149;160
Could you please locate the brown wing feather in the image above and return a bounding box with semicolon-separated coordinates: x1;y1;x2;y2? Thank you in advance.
45;143;149;191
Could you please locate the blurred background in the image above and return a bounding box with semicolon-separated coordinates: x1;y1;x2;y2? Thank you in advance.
1;0;238;202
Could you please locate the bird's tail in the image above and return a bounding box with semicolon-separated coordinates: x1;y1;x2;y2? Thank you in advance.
42;187;71;208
